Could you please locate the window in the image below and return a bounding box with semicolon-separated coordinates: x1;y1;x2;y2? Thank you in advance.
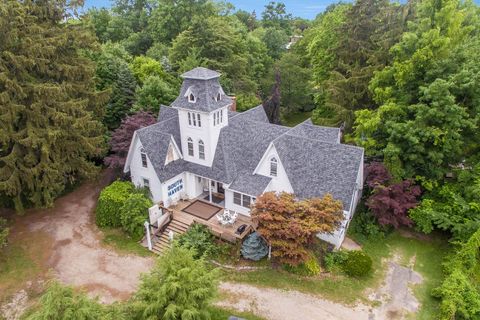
188;93;195;102
197;113;201;127
242;194;251;207
192;112;197;126
220;109;223;123
270;157;278;177
233;192;242;205
187;137;194;156
198;140;205;160
143;178;150;188
197;177;202;183
140;148;148;168
188;112;202;127
233;192;252;208
216;92;221;101
188;112;192;126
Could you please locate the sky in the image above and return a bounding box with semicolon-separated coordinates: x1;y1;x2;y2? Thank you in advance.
82;0;334;20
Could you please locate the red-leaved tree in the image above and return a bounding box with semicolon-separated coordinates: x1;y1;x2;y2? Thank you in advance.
104;111;156;168
366;180;421;228
364;161;392;188
251;192;344;265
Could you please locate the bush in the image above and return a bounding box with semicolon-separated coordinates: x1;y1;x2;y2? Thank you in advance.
120;193;152;240
342;250;373;277
241;232;269;261
283;253;321;276
176;223;217;259
348;206;385;244
96;181;134;228
0;217;9;249
324;250;349;272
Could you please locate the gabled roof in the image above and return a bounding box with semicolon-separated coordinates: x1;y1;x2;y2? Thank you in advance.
274;134;363;208
229;173;272;196
287;120;341;144
181;67;220;80
158;104;178;121
231;105;269;123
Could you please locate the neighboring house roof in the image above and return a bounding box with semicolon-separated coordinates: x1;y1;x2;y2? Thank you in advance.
181;67;220;80
274;134;363;209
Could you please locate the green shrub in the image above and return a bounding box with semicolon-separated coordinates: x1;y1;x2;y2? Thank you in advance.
342;250;373;277
176;223;217;259
0;217;9;249
120;193;152;240
324;250;349;272
348;206;385;243
96;181;134;227
283;253;321;276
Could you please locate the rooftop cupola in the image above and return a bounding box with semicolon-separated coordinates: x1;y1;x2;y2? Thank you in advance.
171;67;232;112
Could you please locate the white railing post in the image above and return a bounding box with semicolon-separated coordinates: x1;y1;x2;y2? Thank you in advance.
144;221;152;251
268;245;272;260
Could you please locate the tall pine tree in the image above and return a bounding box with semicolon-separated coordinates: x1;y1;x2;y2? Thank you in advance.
0;0;107;211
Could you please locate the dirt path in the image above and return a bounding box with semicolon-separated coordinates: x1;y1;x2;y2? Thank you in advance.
7;171;154;304
218;253;424;320
217;282;371;320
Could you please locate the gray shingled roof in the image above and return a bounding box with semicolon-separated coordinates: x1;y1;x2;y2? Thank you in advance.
274;135;363;209
158;105;178;121
171;78;233;112
229;173;272;195
287;121;340;144
231;105;269;123
181;67;220;80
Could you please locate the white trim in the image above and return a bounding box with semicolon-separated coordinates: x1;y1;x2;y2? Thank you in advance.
253;142;274;174
123;132;138;173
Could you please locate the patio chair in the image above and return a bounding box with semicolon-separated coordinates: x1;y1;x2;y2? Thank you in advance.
216;209;238;226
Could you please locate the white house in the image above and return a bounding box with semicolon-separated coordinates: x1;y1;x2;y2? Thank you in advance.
124;67;364;248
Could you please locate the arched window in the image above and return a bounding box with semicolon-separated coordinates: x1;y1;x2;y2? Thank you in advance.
140;148;148;168
188;93;195;102
270;157;278;177
198;140;205;160
187;137;194;156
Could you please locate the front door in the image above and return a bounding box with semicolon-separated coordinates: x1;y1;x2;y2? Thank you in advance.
217;183;225;195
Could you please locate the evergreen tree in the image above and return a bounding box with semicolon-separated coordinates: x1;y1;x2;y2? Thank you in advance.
0;0;107;211
104;63;137;130
132;246;218;320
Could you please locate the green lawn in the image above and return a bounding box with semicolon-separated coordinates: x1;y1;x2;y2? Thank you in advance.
221;230;449;315
101;228;152;257
281;111;312;127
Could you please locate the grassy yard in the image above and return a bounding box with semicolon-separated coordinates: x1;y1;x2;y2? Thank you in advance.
101;228;152;257
281;111;312;127
220;230;449;315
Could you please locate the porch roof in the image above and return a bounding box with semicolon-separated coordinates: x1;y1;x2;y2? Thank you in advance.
228;173;271;196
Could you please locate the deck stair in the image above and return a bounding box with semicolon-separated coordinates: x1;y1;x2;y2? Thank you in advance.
152;216;191;255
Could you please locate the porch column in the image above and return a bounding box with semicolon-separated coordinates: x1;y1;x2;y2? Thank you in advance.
144;221;152;251
208;178;212;203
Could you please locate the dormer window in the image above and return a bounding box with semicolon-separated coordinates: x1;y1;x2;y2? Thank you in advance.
188;93;195;103
215;92;221;101
270;157;278;177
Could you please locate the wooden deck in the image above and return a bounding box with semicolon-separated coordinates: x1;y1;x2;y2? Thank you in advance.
168;199;254;243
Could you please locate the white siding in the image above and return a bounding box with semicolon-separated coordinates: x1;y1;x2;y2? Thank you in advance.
128;138;163;203
224;188;252;216
255;144;294;194
177;106;228;167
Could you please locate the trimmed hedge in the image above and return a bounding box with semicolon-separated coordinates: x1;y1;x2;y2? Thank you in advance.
96;181;134;228
342;250;372;277
120;193;152;240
